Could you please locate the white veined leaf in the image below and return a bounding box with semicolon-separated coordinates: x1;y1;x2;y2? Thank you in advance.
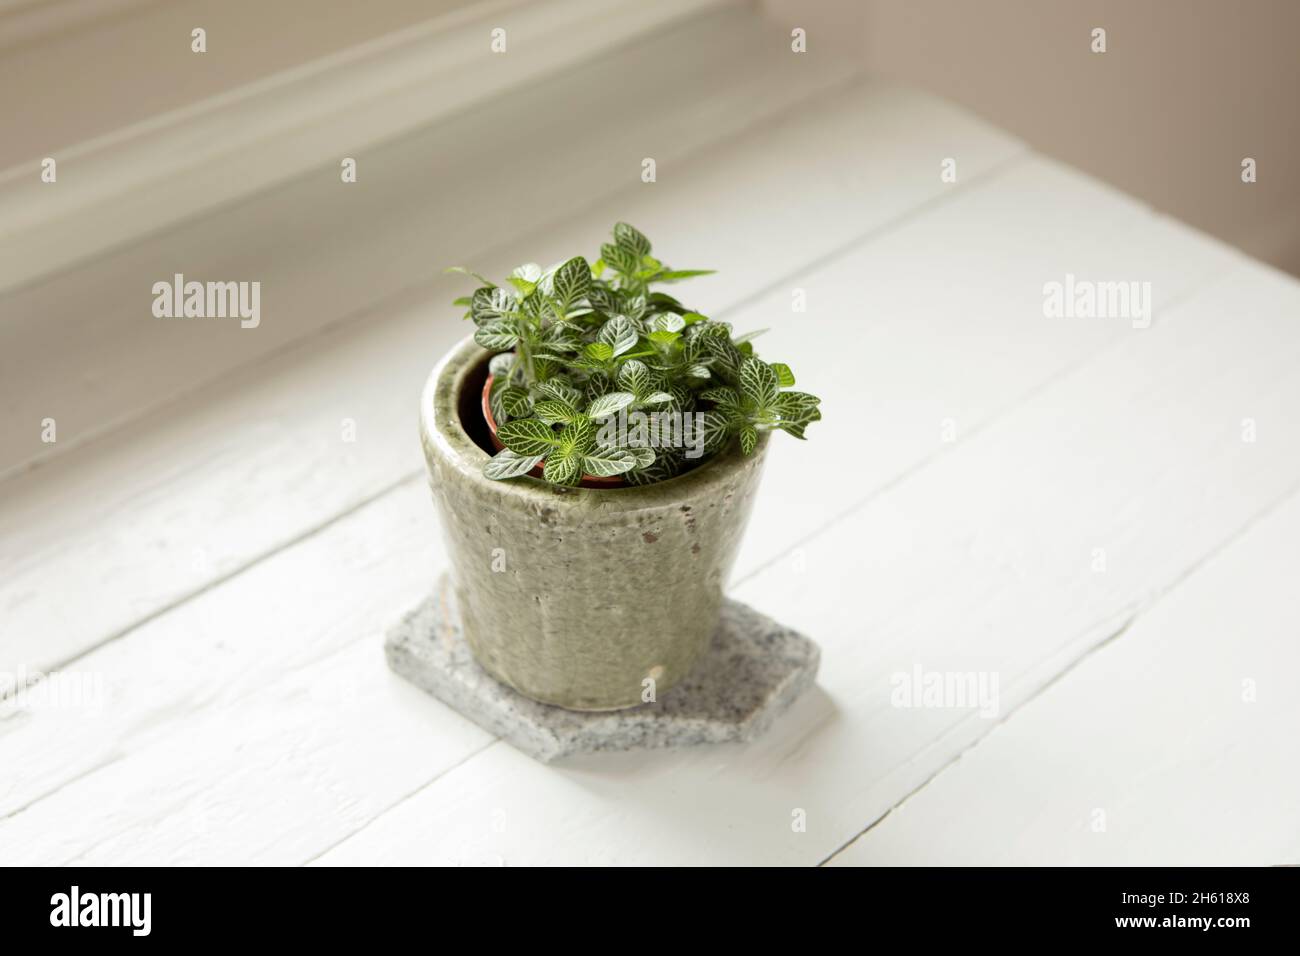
537;260;563;296
552;256;591;308
598;316;639;357
587;287;620;315
617;359;651;398
685;364;711;379
739;424;758;456
586;391;635;419
642;391;674;406
496;418;559;457
738;357;780;409
483;450;544;480
537;380;582;406
580;448;638;477
613;222;651;257
471;286;516;325
500;387;532;418
600;243;641;277
623;294;647;320
651;313;686;333
698;410;735;452
474;320;519;350
511;262;542;283
772;391;821;419
558;417;596;454
533;399;577;425
629;446;656;468
488;352;515;378
543;451;583;486
699;387;741;407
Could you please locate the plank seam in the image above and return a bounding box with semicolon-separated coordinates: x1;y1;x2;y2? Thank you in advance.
817;472;1300;867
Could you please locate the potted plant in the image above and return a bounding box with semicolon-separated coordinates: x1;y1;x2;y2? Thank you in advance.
421;223;821;710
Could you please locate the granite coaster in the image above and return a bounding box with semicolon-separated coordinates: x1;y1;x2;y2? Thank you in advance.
385;573;820;763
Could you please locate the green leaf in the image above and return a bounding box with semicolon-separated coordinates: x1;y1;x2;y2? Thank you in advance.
536;380;582;406
625;452;684;485
581;448;638;477
655;269;715;282
738;357;780;409
533;399;577;425
698;410;736;453
600;243;641;277
552;256;591;308
598;316;639;357
587;287;620;315
772;391;821;421
682;311;709;325
584;341;614;362
650;313;686;334
511;262;542;283
629;446;656;468
771;362;795;387
543;451;583;486
587;391;635;419
739;424;758;455
470;287;516;325
613;222;651;257
496;418;559;457
500;387;532;418
648;329;681;348
474;320;519;350
558;417;597;454
779;420;809;440
617;360;651;399
483;449;544;480
700;386;741;408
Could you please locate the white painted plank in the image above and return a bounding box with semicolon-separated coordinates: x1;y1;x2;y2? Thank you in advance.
0;481;495;866
311;262;1300;865
0;78;1026;676
0;174;1259;865
827;487;1300;866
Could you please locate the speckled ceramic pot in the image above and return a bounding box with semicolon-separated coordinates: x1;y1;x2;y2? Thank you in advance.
420;335;768;711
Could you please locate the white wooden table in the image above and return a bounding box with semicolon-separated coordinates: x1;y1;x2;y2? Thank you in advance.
3;8;1298;866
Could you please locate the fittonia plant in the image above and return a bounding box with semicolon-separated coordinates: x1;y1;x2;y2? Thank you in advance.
449;223;821;487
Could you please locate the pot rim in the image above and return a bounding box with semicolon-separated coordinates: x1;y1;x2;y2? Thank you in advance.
422;335;767;505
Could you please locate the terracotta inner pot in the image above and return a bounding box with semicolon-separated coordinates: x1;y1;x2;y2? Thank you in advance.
481;373;625;488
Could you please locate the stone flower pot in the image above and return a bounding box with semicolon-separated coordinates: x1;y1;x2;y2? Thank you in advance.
419;335;768;711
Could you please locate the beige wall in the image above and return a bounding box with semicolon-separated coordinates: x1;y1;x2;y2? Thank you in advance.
0;0;481;168
765;0;1300;276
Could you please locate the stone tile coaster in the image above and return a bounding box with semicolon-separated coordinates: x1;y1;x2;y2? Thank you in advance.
385;573;820;764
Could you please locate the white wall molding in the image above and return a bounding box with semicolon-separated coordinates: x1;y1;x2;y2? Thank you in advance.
0;0;725;294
